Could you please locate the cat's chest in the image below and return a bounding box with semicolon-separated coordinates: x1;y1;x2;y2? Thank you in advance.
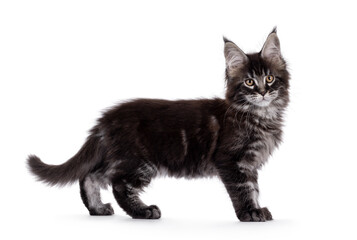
248;133;277;164
229;120;281;169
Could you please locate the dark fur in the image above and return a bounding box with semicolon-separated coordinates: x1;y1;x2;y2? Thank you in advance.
27;29;289;221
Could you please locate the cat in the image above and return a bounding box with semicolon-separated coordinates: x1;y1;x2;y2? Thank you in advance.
27;28;289;222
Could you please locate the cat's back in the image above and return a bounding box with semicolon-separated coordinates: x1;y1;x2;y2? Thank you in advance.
99;98;226;128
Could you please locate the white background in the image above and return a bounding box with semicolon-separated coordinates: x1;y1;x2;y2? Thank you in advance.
1;0;357;239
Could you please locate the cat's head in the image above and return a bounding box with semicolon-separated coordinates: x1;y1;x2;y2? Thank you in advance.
224;28;290;114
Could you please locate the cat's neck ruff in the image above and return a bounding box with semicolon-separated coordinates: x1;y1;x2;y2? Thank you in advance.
232;103;284;120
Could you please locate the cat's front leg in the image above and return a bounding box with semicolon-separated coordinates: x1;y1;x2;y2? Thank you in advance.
217;161;272;222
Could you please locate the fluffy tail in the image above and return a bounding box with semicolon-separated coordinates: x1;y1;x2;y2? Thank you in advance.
27;135;104;186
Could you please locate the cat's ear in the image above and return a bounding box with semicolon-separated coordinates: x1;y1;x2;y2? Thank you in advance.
261;28;285;67
224;37;248;72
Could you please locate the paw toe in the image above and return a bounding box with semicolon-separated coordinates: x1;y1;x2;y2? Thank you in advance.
261;207;273;221
102;203;115;215
147;205;161;219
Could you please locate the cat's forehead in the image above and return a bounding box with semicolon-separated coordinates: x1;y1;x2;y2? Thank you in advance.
245;54;271;78
246;68;271;79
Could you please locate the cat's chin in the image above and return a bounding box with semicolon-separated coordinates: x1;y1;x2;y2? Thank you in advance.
250;100;272;108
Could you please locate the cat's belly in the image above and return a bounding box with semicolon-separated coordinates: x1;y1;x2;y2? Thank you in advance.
143;115;221;179
156;159;218;179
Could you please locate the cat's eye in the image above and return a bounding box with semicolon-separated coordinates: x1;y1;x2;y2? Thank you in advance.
266;75;275;83
245;79;255;87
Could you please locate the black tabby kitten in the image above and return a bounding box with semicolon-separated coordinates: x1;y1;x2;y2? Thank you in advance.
27;28;289;222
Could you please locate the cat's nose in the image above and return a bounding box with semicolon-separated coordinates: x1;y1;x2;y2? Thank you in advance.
259;90;267;96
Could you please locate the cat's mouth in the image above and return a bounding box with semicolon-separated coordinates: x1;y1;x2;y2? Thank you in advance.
245;94;276;107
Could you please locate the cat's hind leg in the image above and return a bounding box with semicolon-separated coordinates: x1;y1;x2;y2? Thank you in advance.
112;162;160;219
79;175;114;216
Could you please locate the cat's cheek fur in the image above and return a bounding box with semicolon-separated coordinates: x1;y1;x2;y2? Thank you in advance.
27;29;289;222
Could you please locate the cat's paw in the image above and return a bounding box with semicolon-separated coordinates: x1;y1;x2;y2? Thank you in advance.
238;207;273;222
89;203;114;216
132;205;161;219
260;207;273;220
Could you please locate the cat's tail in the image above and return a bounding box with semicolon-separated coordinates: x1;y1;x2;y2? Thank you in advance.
27;135;104;186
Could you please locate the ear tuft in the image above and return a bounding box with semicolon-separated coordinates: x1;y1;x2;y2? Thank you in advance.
261;29;284;66
223;36;231;44
224;39;248;72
